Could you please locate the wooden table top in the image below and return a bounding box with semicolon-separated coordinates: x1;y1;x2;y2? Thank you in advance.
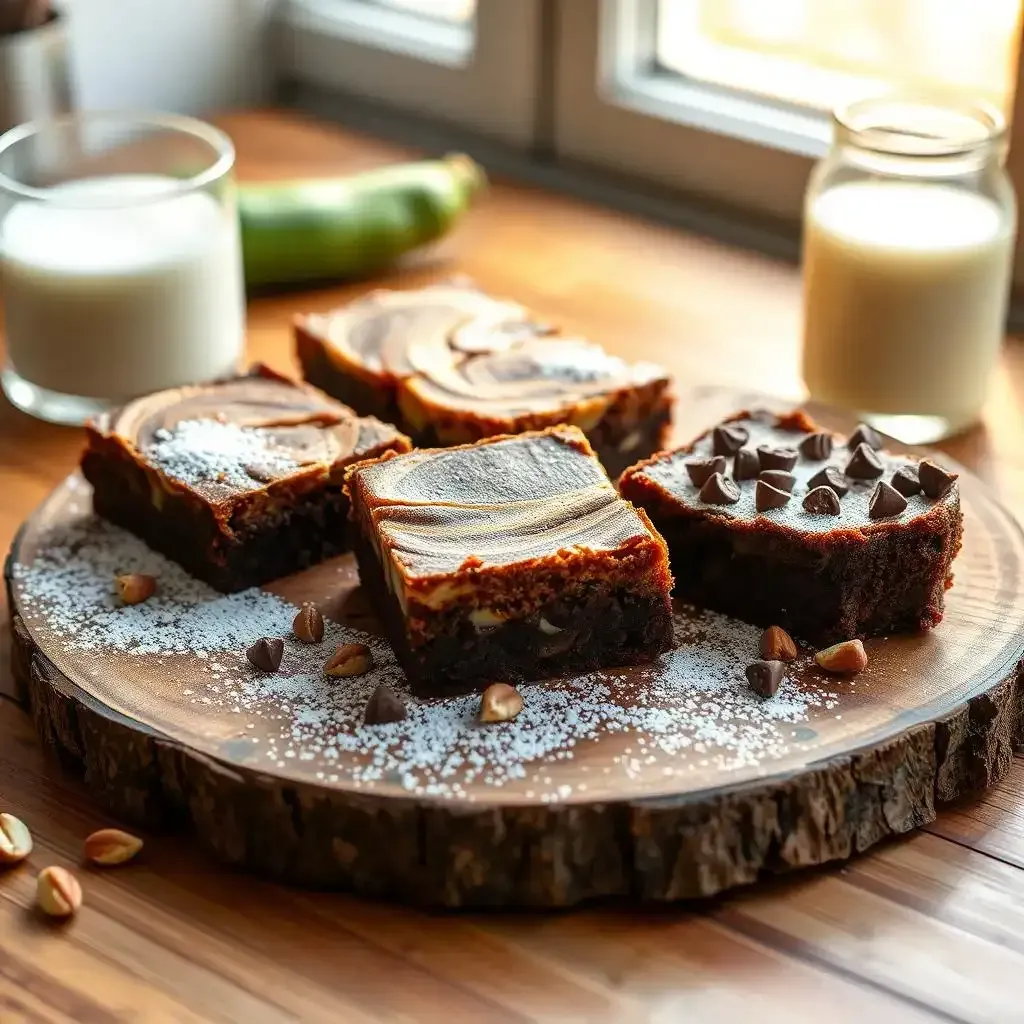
2;109;1023;1024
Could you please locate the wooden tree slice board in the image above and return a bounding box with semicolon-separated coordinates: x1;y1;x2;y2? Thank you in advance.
6;389;1024;907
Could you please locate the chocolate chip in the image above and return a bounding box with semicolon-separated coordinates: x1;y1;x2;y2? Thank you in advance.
848;423;883;450
699;472;740;505
798;432;834;460
868;480;909;519
537;624;577;658
363;684;407;725
757;445;799;472
803;486;841;515
685;455;727;487
746;659;786;697
755;480;791;511
918;459;957;499
247;637;284;673
712;424;749;455
845;443;884;479
733;447;759;481
759;469;796;493
807;465;849;496
891;465;922;497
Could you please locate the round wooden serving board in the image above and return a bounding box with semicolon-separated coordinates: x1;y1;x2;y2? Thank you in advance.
6;390;1024;907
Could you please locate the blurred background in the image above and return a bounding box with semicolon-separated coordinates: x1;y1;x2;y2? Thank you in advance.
7;1;1024;291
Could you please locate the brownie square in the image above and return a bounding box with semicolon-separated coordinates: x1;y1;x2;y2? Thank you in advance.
619;409;964;645
81;365;411;592
295;279;673;478
345;426;674;696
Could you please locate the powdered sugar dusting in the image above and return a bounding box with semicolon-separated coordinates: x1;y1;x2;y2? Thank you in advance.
13;516;296;654
145;419;301;490
13;515;842;802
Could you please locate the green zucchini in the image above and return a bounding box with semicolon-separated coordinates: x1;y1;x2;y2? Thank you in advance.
237;153;485;289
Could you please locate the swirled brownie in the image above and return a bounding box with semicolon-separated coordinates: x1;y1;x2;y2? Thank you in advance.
619;410;963;645
295;280;672;477
81;365;411;592
345;426;674;696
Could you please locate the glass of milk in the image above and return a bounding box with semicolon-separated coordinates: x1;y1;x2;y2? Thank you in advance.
0;112;245;424
802;97;1016;443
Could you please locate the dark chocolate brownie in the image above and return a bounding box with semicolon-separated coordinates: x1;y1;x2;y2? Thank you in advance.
619;410;963;645
344;426;674;697
295;279;673;478
81;365;411;592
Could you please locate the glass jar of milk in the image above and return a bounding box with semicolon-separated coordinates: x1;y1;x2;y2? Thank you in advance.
802;97;1016;443
0;112;245;424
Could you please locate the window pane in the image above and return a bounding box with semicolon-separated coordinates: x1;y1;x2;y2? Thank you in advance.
356;0;475;23
657;0;1023;118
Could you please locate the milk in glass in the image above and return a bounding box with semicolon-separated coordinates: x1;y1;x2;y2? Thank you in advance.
2;174;245;400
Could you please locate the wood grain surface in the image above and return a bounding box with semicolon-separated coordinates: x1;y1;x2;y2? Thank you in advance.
2;110;1024;1020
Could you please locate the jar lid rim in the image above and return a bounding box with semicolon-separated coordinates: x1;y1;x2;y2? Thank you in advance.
834;95;1006;158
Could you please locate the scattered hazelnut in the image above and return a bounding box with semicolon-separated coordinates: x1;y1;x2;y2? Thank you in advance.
479;683;523;723
36;866;82;919
247;637;284;673
814;639;868;674
0;812;32;865
325;643;373;678
115;573;156;605
759;625;797;662
84;828;143;867
292;603;325;644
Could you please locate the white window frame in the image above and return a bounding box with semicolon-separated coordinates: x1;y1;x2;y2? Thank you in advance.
553;0;819;224
599;0;830;159
275;0;544;148
277;0;1024;289
554;0;1024;240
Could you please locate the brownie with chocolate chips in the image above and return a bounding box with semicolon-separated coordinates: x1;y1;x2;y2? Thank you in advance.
619;410;963;645
81;365;411;592
295;279;673;478
344;426;674;697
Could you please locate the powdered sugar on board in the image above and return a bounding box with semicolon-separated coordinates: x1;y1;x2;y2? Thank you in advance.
13;514;843;802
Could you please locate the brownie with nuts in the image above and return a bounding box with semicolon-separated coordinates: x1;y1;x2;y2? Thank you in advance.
619;410;963;645
295;279;673;478
344;426;674;697
81;365;411;592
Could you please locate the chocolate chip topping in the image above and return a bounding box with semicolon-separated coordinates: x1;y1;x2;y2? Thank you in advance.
868;480;909;519
918;459;957;499
247;637;284;673
363;684;407;726
712;424;749;455
733;447;760;480
685;455;727;487
755;480;791;512
757;445;799;472
699;472;740;505
891;465;922;497
807;465;849;496
848;423;883;450
845;443;884;479
626;411;956;540
798;432;834;461
746;659;786;698
758;469;796;493
803;485;841;515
